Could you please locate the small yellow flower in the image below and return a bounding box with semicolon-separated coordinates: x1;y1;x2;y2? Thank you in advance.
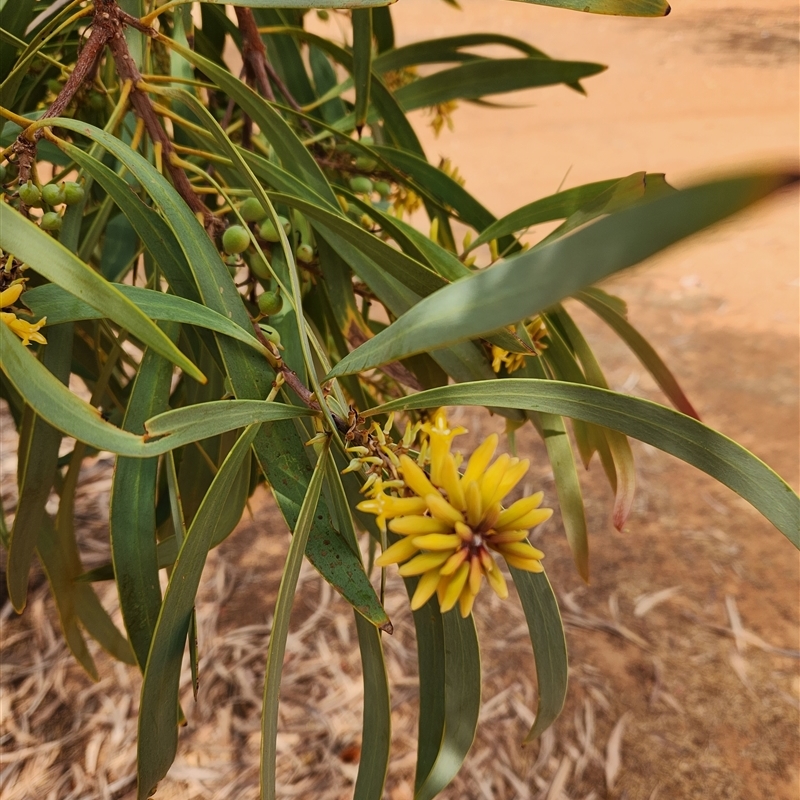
363;410;552;618
1;283;46;346
490;317;547;375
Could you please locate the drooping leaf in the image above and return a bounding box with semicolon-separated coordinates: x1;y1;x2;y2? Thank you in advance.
259;440;330;800
137;424;260;800
510;566;569;741
0;203;205;383
509;0;670;15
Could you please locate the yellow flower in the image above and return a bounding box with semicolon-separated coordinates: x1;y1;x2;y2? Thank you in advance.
1;283;46;346
490;317;547;375
363;410;552;618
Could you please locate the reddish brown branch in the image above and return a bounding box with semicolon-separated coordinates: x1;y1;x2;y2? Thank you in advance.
234;7;275;102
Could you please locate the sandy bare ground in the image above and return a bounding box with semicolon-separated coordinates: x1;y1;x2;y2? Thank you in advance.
1;3;798;799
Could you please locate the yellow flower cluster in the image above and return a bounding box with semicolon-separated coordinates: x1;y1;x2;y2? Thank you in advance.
491;317;548;375
358;410;551;618
429;100;458;137
0;283;46;346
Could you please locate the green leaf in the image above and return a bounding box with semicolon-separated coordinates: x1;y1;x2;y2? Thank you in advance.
415;613;481;800
466;177;622;252
521;357;589;581
322;456;391;798
7;324;71;611
394;58;605;110
0;203;205;383
328;172;797;377
352;9;373;131
509;567;568;741
137;424;260;800
509;0;671;16
578;288;699;418
21;283;268;354
363;380;800;547
110;326;177;671
259;440;330;800
373;32;547;73
144;400;314;449
0;321;152;457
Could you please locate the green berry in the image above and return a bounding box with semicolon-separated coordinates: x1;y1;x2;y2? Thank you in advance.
88;91;105;111
222;224;250;254
40;211;62;231
258;324;282;346
19;180;41;205
359;135;374;146
46;78;62;95
63;181;85;206
296;243;314;264
258;290;283;316
240;197;268;222
374;180;392;198
316;9;329;20
258;215;290;242
249;254;271;280
349;176;373;195
42;182;65;206
355;155;377;172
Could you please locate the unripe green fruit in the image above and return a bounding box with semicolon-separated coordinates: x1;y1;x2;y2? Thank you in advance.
374;180;392;198
355;155;377;171
19;181;41;205
359;135;374;146
240;197;268;222
88;92;105;111
316;9;329;20
296;243;314;264
46;79;62;95
258;290;283;316
258;215;290;242
222;224;250;254
63;181;85;206
249;254;271;279
40;211;62;231
349;176;373;195
42;182;65;206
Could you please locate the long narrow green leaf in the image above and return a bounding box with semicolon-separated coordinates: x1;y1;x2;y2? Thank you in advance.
22;283;267;354
7;324;71;611
510;0;670;16
394;58;605;110
553;307;636;530
352;9;373;131
509;567;568;741
260;440;330;800
1;321;152;457
373;32;546;73
0;203;205;383
415;613;481;800
328;172;797;377
137;424;260;800
363;380;800;546
322;457;391;798
110;326;177;671
144;400;313;447
466;178;621;252
522;356;589;581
